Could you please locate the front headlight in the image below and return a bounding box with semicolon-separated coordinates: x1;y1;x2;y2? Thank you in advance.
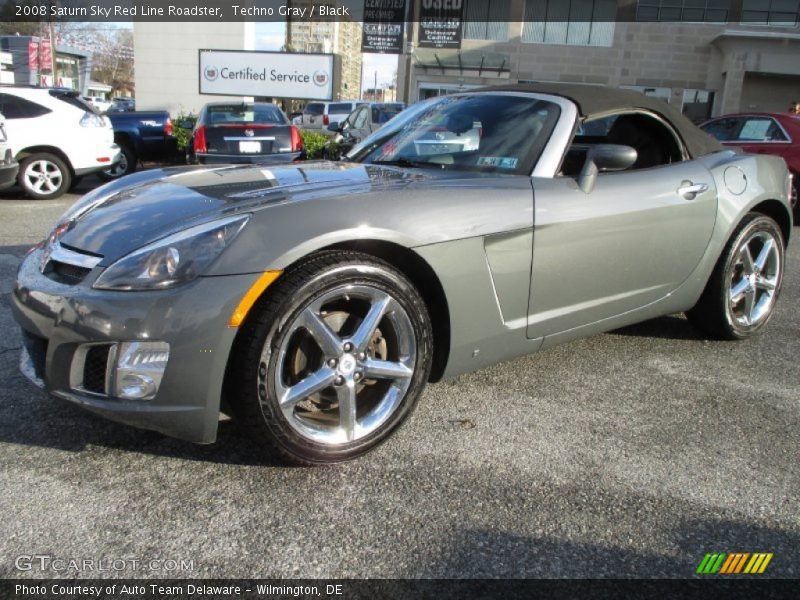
93;215;250;291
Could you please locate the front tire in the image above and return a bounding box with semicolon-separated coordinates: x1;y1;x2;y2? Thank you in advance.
18;153;71;200
687;213;785;339
228;251;433;465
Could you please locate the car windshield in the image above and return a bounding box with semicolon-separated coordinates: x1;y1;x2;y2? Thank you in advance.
205;104;286;125
347;94;560;175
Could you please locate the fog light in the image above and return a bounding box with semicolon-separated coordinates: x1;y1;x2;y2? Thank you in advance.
113;341;169;401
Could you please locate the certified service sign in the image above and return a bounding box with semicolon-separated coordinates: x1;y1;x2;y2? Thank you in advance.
199;50;334;100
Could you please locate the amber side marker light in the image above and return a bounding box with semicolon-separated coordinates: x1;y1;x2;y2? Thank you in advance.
228;270;282;328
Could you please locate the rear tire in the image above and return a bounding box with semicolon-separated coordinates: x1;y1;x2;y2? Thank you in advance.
98;144;136;181
18;153;71;200
686;213;784;339
227;251;433;465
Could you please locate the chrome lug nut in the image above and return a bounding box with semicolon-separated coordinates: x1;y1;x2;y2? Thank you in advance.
334;375;345;386
354;372;363;382
327;358;338;368
343;342;354;353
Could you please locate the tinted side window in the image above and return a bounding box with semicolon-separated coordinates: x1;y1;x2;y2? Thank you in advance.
0;94;52;119
329;103;354;113
305;103;324;115
701;118;741;141
736;118;788;142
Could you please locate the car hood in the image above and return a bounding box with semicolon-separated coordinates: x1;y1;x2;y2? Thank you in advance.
56;161;444;264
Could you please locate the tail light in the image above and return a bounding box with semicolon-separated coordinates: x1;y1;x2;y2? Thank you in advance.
323;114;329;126
290;125;303;152
164;118;173;136
193;126;207;154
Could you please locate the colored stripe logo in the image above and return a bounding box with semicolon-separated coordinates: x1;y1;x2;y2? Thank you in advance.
696;552;773;574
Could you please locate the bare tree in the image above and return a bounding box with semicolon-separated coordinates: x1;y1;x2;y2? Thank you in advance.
88;28;134;94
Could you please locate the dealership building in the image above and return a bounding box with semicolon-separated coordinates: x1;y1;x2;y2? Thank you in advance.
133;0;800;119
398;0;800;120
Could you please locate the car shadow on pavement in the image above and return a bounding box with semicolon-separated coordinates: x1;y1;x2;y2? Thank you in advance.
0;380;289;467
611;314;707;341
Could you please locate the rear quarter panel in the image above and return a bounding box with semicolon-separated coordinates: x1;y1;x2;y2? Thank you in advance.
670;150;792;309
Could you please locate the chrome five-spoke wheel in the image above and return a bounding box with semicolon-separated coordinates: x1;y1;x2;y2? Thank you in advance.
727;230;781;328
232;251;432;465
269;284;416;445
687;212;784;339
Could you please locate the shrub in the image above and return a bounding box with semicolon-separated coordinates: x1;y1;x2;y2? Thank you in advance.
299;129;328;159
172;111;198;151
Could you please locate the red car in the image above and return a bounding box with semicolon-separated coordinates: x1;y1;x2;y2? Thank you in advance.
702;112;799;218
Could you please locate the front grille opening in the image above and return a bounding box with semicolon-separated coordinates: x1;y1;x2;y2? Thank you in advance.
83;345;111;395
48;260;92;285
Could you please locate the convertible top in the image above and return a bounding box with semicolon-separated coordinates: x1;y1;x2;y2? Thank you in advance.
478;83;723;159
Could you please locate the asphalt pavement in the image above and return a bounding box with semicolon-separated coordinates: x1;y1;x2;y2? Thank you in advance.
0;177;798;579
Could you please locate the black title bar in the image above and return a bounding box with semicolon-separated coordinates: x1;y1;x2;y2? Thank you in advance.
1;0;794;23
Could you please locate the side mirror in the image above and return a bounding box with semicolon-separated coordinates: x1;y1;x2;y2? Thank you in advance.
578;144;637;193
327;122;340;132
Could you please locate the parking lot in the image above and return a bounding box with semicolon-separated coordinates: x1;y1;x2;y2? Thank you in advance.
0;177;798;579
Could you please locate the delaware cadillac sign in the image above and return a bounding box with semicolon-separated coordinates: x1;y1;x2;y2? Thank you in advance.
199;50;334;100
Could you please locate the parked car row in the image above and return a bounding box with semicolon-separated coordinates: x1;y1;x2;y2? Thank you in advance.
2;84;797;220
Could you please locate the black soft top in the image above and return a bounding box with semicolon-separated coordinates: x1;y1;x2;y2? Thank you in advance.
478;83;722;159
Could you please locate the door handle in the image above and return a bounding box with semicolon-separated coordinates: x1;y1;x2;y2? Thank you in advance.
677;181;708;200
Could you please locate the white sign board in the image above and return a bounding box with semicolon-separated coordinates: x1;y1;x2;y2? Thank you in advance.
199;50;334;100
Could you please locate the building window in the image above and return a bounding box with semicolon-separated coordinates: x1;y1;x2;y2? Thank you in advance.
636;0;731;22
463;0;511;41
742;0;799;26
522;0;617;47
682;89;715;123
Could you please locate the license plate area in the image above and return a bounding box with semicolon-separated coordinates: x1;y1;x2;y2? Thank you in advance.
239;141;262;153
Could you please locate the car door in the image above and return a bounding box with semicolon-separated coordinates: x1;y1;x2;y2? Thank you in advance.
527;129;718;340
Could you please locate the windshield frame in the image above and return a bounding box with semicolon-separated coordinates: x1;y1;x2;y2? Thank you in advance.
346;92;575;177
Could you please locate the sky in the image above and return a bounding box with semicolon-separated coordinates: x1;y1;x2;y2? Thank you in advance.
254;22;400;94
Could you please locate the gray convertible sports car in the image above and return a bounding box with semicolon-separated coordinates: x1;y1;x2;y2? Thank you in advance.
12;84;793;464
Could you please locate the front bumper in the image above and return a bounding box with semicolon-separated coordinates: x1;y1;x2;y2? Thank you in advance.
11;248;263;443
0;156;19;189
